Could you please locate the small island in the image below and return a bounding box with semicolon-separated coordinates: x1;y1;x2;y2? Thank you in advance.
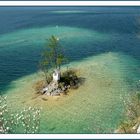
34;35;83;96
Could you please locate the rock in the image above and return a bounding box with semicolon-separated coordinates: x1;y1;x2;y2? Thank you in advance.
132;123;139;131
114;128;126;134
42;87;48;94
52;92;60;96
47;92;51;96
114;129;120;133
137;124;140;133
42;80;69;96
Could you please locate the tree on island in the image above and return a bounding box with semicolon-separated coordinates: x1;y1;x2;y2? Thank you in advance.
40;35;66;84
36;35;82;96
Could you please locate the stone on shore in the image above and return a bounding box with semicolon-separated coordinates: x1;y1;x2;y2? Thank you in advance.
41;81;67;96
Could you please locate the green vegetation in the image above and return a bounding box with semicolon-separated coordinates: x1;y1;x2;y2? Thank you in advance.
60;69;81;89
40;35;66;84
35;35;83;95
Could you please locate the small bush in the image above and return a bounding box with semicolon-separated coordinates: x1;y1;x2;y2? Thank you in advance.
33;80;46;94
60;69;79;89
34;68;85;96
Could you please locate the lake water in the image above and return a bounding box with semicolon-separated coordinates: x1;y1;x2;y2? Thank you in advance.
0;7;140;133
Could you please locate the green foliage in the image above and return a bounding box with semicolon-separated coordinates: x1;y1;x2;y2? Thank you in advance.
0;96;40;134
60;69;79;89
40;35;66;83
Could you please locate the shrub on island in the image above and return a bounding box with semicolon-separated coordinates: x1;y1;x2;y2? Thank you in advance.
33;68;81;96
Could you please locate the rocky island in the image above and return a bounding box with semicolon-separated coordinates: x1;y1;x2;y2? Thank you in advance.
34;35;82;96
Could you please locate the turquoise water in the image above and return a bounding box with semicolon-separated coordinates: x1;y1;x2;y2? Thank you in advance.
0;7;140;133
0;7;140;91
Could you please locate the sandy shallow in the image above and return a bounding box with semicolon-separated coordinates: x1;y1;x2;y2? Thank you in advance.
3;51;140;133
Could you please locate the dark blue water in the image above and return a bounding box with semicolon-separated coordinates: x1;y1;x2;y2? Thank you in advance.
0;7;140;92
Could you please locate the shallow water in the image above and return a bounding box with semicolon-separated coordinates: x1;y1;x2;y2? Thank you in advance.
5;52;140;133
0;7;140;133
